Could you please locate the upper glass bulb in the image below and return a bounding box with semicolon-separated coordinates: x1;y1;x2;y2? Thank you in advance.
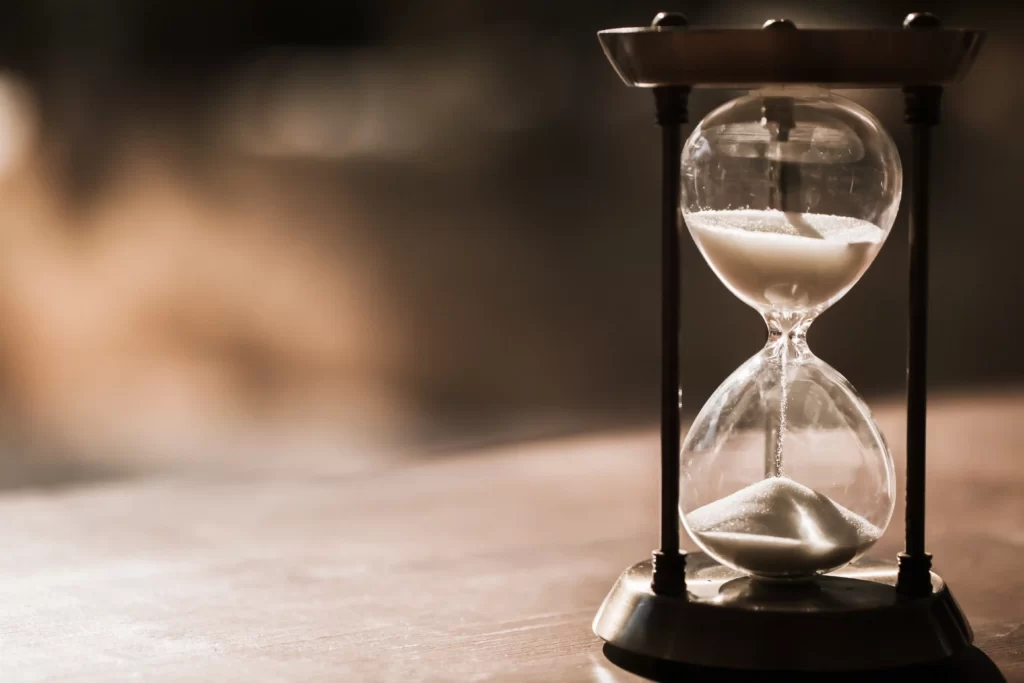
681;88;902;317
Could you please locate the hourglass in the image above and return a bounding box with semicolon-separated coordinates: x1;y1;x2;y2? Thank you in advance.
593;13;984;671
679;89;900;580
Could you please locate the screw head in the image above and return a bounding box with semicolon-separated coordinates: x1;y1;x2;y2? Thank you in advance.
762;18;797;30
904;12;942;29
652;12;689;28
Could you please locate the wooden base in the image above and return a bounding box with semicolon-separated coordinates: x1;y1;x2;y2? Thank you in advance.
593;553;973;671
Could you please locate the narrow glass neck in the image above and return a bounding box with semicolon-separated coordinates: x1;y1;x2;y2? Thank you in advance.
763;311;813;354
764;310;813;336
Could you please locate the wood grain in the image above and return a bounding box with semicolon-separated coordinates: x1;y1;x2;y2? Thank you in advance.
0;391;1021;681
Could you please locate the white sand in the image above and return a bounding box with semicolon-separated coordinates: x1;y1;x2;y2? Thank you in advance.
686;210;884;312
685;476;881;578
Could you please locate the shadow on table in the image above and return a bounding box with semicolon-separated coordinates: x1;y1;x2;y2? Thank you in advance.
603;643;1005;682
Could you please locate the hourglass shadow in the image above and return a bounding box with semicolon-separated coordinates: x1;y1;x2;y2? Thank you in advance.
602;643;1006;683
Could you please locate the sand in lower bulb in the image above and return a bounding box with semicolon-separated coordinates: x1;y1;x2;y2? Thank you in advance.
685;476;881;578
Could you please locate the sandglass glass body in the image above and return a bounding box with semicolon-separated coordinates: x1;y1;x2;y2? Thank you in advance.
679;89;901;580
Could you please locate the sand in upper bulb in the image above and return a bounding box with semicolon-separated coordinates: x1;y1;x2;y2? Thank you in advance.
685;476;881;578
685;210;885;312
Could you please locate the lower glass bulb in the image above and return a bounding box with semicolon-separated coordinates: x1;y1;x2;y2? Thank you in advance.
679;334;895;580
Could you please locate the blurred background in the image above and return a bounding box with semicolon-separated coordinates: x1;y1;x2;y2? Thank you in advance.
0;0;1020;486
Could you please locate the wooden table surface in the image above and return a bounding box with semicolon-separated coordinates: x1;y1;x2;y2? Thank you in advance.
0;392;1021;682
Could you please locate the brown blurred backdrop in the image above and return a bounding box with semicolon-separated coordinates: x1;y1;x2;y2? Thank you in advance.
0;1;1020;482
